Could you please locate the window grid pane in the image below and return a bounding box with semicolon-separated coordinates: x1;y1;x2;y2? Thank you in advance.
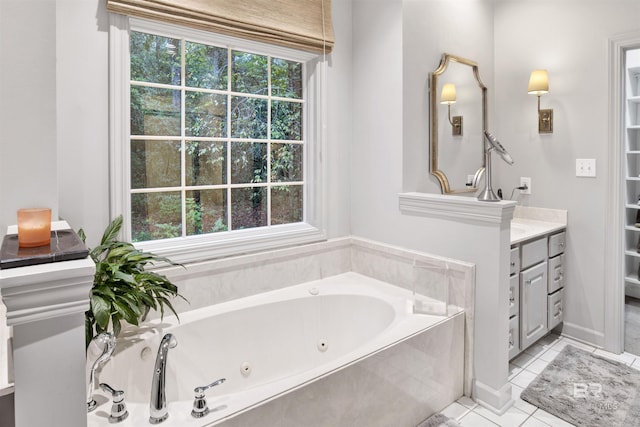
130;31;304;242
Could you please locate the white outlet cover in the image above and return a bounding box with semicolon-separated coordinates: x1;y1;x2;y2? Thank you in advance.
520;177;531;194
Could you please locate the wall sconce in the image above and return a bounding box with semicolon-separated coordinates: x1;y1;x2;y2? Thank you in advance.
440;83;463;136
528;69;553;133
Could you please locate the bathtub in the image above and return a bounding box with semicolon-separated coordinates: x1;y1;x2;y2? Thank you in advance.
88;272;465;427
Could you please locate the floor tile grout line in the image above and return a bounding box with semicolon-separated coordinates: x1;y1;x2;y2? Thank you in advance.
459;407;501;426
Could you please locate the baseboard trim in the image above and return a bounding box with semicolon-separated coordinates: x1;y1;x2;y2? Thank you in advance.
560;322;605;349
473;380;513;415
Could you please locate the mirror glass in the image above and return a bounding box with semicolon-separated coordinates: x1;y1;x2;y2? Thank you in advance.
429;53;487;194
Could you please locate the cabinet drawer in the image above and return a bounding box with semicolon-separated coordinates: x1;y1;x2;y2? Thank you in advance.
548;289;564;330
509;315;520;360
548;254;565;293
510;246;520;276
510;275;519;318
521;237;548;270
548;231;566;257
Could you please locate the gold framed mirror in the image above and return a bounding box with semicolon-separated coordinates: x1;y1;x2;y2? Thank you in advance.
429;53;487;194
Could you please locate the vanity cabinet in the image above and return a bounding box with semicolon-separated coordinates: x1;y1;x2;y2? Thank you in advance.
509;229;566;359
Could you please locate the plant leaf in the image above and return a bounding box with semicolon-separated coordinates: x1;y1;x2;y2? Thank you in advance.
92;285;116;300
78;228;86;244
156;296;180;320
112;313;122;337
85;310;94;347
91;294;111;329
113;270;137;286
100;215;123;246
113;300;139;325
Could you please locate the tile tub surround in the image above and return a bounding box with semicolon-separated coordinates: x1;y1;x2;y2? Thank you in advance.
217;312;465;427
148;236;475;396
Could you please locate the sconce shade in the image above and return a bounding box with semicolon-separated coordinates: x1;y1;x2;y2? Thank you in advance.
440;83;457;104
528;69;549;95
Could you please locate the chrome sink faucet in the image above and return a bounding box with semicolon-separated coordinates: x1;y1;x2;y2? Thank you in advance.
149;333;178;424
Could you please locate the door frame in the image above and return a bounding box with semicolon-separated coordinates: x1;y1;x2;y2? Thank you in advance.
605;31;640;354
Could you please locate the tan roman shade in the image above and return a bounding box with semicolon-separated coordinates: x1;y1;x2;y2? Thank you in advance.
106;0;334;54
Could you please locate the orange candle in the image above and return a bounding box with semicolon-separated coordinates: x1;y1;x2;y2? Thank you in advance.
17;208;52;248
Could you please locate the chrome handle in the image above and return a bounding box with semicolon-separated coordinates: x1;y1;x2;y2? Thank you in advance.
194;378;226;397
191;378;226;419
100;383;129;423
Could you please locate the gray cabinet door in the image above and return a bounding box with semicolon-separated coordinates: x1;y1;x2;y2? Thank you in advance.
520;261;548;350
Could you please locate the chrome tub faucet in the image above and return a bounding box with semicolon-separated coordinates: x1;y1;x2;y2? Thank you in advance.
86;332;115;412
149;333;178;424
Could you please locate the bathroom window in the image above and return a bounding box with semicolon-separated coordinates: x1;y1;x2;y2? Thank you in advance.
110;17;326;263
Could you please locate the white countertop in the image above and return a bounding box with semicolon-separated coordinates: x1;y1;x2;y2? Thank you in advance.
510;206;567;244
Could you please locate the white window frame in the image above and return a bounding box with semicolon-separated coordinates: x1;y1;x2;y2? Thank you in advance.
109;14;326;264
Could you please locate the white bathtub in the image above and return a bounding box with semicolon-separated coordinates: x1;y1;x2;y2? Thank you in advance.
88;272;464;426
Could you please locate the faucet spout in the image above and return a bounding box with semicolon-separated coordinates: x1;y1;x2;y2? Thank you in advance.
86;332;115;412
149;333;178;424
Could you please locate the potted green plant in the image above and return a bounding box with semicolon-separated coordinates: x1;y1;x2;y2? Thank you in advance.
80;215;186;345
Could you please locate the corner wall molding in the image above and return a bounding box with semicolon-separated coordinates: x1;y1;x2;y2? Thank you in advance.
398;192;516;225
0;258;95;326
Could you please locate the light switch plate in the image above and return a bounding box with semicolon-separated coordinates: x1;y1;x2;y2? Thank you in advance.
576;159;596;177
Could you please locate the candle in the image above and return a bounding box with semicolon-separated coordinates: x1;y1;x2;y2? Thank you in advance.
17;208;52;248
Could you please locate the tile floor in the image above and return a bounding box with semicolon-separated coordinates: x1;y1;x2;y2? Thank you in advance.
439;333;640;427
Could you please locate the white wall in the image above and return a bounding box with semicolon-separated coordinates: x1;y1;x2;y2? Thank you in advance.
351;0;495;243
493;0;640;346
0;0;110;248
0;0;352;248
56;0;111;248
351;0;404;245
403;0;495;195
326;0;353;239
1;0;59;233
351;0;517;409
